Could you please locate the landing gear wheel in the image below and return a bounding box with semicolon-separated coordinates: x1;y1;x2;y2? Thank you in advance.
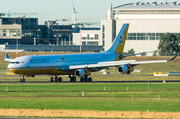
85;78;88;82
80;78;85;82
55;77;58;82
20;77;25;82
88;77;92;82
50;77;54;82
73;77;76;82
70;77;74;82
58;77;62;82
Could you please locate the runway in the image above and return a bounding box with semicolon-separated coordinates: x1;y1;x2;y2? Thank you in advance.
0;80;180;84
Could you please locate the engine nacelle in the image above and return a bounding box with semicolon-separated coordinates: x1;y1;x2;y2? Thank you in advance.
118;65;134;75
74;69;86;78
118;65;129;74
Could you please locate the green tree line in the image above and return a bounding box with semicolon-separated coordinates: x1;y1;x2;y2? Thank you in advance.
156;33;180;56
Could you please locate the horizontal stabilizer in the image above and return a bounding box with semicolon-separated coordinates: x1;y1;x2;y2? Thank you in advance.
167;55;177;61
122;51;154;58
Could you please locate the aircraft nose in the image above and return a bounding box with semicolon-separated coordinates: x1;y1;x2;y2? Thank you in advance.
7;64;11;71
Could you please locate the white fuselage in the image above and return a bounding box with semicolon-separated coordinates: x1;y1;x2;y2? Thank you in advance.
7;52;116;75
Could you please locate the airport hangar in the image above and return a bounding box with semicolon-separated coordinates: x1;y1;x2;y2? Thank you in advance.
100;2;180;56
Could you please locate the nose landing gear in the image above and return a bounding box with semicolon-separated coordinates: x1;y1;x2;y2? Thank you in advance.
20;76;25;82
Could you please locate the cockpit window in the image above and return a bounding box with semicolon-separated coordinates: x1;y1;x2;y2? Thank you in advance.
10;61;20;64
30;59;33;62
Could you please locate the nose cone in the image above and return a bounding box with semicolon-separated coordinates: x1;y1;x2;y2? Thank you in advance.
7;64;13;72
7;63;11;70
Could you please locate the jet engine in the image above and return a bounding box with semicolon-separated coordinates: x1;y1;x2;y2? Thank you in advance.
74;69;86;78
118;65;128;74
118;65;134;75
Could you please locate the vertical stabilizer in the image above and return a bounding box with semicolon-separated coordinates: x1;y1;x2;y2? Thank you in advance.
107;23;129;53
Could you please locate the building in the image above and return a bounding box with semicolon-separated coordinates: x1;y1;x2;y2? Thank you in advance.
0;18;72;45
102;2;180;55
72;28;102;47
0;17;103;52
0;17;38;25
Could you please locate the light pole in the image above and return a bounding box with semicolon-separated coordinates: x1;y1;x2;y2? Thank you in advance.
80;28;82;52
16;32;19;57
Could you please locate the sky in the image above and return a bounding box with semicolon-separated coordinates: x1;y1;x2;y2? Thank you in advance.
0;0;178;25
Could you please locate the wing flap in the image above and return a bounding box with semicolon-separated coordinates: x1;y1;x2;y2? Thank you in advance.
69;61;132;70
130;60;167;65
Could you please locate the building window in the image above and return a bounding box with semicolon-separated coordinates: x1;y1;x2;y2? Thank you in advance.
103;33;105;40
87;34;89;40
3;33;6;36
95;34;98;39
102;25;105;32
82;41;98;46
127;33;168;40
102;25;105;40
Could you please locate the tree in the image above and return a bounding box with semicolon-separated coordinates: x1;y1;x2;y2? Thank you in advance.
153;50;158;56
128;48;135;54
158;33;180;56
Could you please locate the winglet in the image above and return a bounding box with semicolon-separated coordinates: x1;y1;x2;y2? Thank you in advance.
4;54;14;62
6;54;10;59
167;55;177;61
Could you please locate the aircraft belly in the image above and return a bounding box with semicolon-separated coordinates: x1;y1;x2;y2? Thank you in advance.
9;67;73;75
49;70;74;75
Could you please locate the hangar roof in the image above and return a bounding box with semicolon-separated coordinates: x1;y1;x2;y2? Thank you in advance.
114;2;180;10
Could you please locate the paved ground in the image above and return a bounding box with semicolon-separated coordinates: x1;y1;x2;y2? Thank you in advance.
0;80;180;84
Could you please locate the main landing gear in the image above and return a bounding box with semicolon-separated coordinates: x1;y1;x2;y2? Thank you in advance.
50;76;62;82
80;74;92;82
70;76;76;82
50;75;93;82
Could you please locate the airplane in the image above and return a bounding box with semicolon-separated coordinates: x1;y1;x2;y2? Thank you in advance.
4;23;177;82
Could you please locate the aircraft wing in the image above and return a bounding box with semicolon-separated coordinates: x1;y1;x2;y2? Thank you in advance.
67;55;177;70
130;55;177;66
69;60;135;69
